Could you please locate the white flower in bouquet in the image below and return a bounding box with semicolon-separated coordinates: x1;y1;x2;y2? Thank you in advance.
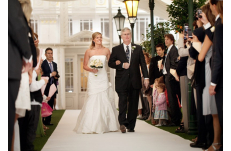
90;60;94;66
90;59;103;76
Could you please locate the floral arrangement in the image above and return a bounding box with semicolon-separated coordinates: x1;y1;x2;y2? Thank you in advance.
90;59;103;76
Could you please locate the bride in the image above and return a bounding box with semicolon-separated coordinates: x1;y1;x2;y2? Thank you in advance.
73;32;119;134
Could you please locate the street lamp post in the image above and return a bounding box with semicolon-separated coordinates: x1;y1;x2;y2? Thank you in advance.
113;8;125;44
123;0;140;44
149;0;155;57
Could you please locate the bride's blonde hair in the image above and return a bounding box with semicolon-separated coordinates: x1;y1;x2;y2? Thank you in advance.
90;32;104;49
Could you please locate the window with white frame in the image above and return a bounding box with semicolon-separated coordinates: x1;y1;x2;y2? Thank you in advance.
155;17;165;24
135;18;149;42
101;18;109;37
65;58;74;93
68;18;73;36
30;19;38;34
80;20;93;31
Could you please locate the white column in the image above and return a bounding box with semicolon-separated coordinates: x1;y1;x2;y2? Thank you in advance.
60;2;68;43
58;47;66;109
108;0;118;108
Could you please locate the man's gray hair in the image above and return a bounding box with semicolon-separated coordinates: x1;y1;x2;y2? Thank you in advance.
121;27;132;35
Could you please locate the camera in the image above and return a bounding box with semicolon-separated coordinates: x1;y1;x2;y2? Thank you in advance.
188;28;193;38
197;8;202;18
184;23;189;39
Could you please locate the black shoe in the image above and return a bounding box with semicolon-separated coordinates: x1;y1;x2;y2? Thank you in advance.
127;129;135;132
190;141;206;148
45;123;54;126
202;144;210;150
120;125;126;133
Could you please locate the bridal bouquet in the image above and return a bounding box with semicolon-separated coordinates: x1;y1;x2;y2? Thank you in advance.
90;59;103;76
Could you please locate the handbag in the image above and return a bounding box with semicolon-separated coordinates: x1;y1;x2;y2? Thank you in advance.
41;102;53;117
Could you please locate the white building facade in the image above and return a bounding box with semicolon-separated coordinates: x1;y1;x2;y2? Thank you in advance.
31;0;171;109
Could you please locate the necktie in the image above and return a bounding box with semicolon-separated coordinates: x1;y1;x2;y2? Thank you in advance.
49;63;53;84
49;63;53;72
126;46;130;62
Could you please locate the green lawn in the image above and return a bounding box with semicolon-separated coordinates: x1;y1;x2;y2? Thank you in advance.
144;120;197;141
33;110;65;151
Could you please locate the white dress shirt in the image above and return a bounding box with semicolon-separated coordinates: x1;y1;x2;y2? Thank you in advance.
122;43;149;80
123;43;132;63
30;70;45;106
163;44;173;75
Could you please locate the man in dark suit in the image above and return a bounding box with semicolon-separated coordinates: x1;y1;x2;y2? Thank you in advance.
8;0;32;150
108;27;149;133
161;34;182;126
149;43;165;87
41;47;59;125
208;1;223;150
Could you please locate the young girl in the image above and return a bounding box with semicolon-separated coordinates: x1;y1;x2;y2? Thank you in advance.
152;76;164;125
154;83;168;126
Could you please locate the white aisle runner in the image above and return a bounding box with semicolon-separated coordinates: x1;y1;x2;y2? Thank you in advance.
42;110;200;151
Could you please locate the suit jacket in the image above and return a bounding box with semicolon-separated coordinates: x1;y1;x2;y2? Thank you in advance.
189;44;205;89
204;26;214;42
8;0;32;80
163;45;179;80
41;60;58;95
149;55;164;85
176;56;188;77
211;18;223;88
108;44;148;92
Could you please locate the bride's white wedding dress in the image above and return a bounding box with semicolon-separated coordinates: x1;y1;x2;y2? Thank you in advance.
73;55;119;134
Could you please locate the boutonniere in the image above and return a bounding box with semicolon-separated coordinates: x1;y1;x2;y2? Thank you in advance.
131;46;136;53
210;26;215;32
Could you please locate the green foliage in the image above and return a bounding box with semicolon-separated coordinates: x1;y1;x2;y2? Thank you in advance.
166;0;206;33
140;22;171;56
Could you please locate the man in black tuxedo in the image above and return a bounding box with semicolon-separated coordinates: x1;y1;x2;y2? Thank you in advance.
41;47;59;125
108;27;149;133
149;43;165;87
161;34;182;126
207;1;223;150
8;0;32;150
